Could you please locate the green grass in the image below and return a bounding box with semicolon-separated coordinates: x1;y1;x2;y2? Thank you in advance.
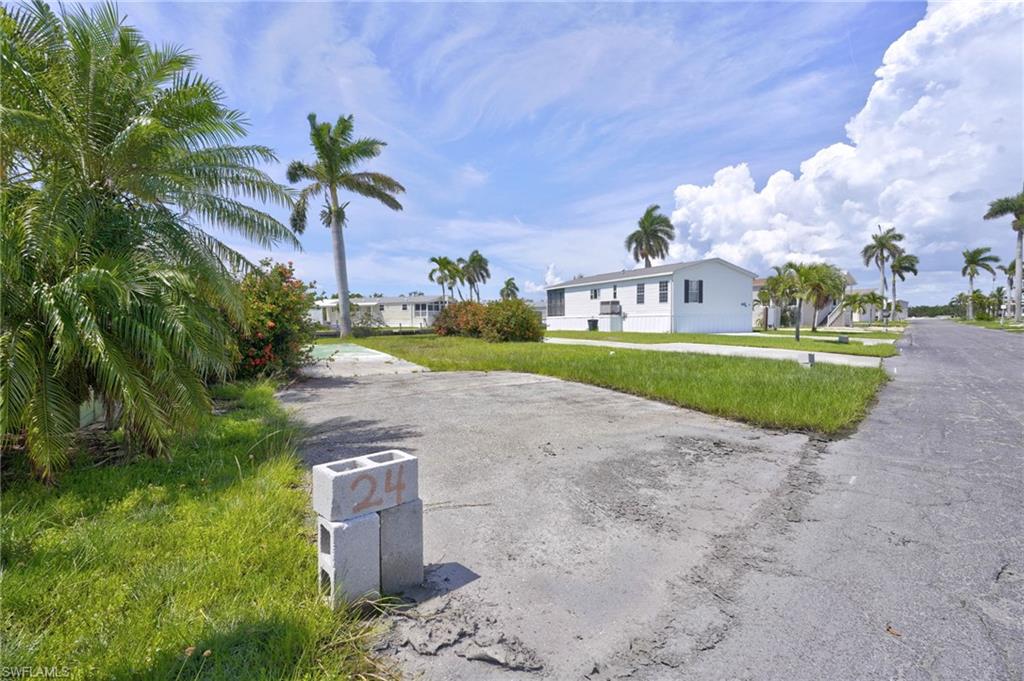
1;382;390;681
544;329;898;357
758;328;901;340
957;319;1024;333
354;336;888;434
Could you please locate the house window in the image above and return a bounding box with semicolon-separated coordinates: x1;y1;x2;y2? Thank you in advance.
401;304;408;311
684;279;704;303
547;289;565;316
590;288;599;300
658;281;669;303
612;285;617;299
414;304;427;317
378;304;385;312
636;283;645;305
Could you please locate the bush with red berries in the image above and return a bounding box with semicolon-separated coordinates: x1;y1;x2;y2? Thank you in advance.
234;260;317;378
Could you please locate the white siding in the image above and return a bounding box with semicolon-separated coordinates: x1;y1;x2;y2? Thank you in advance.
672;262;752;333
545;273;674;332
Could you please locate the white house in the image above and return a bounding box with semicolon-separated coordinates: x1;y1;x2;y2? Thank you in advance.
353;295;447;328
308;295;448;329
544;258;755;333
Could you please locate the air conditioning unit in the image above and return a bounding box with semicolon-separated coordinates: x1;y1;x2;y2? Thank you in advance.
599;301;621;315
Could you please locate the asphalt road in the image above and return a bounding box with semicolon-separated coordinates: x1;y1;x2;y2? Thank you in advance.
676;319;1024;681
283;319;1022;680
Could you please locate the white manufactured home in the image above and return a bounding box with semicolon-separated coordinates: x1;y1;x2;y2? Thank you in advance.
308;295;448;329
545;258;755;333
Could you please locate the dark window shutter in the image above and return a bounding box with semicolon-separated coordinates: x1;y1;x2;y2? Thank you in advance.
698;280;704;303
684;279;690;303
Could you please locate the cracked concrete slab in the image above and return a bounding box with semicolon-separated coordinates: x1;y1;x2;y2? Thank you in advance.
280;369;809;679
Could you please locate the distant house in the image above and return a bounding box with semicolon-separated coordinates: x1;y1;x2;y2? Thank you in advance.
544;258;755;333
308;295;448;329
353;295;447;328
752;271;858;329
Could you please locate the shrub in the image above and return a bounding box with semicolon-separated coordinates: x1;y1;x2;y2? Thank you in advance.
481;299;544;342
235;260;317;378
433;301;487;337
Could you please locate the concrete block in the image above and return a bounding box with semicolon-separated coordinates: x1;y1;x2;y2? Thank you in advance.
837;335;850;344
313;450;418;521
379;498;424;594
318;512;380;607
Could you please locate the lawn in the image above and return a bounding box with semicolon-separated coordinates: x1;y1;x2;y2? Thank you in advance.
544;329;899;357
354;336;888;434
957;319;1024;333
0;382;389;681
758;328;902;340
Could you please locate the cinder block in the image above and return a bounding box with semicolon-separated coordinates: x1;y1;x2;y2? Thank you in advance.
313;450;418;522
379;498;424;594
318;512;380;607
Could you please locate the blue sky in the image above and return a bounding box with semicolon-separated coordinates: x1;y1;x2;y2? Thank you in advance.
121;1;1023;304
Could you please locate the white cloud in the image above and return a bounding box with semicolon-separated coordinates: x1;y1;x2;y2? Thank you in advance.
524;264;563;293
671;1;1023;303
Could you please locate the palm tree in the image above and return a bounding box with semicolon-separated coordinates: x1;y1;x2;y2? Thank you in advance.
861;225;905;309
765;266;798;330
753;288;772;330
500;278;520;300
889;252;919;317
842;292;867;317
429;256;455;301
961;247;1000;319
949;292;970;318
801;263;847;332
2;2;294;479
983;187;1024;322
781;263;810;341
462;250;491;301
625;205;675;267
288;114;405;337
990;286;1007;319
997;260;1018;319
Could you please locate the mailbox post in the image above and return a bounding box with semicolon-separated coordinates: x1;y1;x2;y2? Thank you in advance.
312;450;424;607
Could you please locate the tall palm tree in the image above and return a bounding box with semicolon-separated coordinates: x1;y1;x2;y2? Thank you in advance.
625;205;675;267
288;114;405;336
1;2;294;479
842;292;867;317
500;278;519;300
429;256;455;301
889;252;919;317
781;263;811;341
961;247;1000;320
861;225;905;309
462;250;491;301
984;188;1024;322
451;258;468;300
765;266;798;329
801;263;847;332
997;260;1018;319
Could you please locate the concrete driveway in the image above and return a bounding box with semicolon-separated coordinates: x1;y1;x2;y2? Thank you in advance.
280;320;1023;679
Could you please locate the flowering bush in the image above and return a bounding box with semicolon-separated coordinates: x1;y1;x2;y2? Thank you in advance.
433;301;487;337
481;298;544;342
234;260;317;378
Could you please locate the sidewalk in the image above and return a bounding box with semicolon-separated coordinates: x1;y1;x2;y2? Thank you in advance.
720;332;896;346
543;336;884;368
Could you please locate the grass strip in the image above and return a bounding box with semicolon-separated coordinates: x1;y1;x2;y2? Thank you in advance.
544;330;898;357
355;335;888;434
0;382;391;681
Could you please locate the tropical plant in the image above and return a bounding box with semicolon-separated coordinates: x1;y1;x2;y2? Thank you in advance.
288;114;405;337
1;2;294;480
481;299;544;343
433;301;487;337
990;286;1007;319
801;263;847;332
753;288;772;330
983;187;1024;322
461;250;491;301
428;256;455;301
861;225;905;308
500;277;520;300
625;205;675;267
961;247;1000;319
889;252;919;316
841;292;867;317
234;260;317;379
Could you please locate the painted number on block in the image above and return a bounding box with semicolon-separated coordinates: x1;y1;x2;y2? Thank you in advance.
351;474;383;514
350;463;407;514
384;464;406;505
